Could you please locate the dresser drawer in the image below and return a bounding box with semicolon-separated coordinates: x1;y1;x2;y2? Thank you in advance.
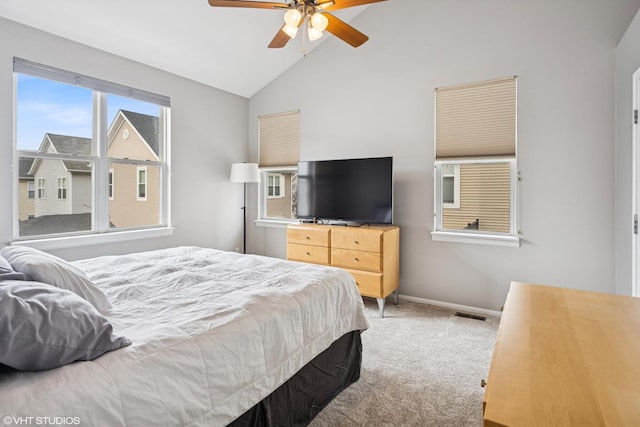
331;248;382;272
347;269;383;297
287;243;330;265
332;227;382;252
287;226;330;247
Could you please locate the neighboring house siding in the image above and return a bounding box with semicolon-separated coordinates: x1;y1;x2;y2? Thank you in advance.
442;163;510;232
34;159;73;217
266;173;294;219
18;179;34;221
108;115;159;228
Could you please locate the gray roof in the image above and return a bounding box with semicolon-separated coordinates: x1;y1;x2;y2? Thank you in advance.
120;110;159;156
19;157;34;179
18;213;92;237
19;213;116;237
46;134;92;172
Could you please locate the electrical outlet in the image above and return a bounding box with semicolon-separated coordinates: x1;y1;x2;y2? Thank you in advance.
234;247;241;253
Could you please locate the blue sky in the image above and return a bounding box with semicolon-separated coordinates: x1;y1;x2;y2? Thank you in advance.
16;74;159;151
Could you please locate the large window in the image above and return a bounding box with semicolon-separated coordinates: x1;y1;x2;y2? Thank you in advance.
14;58;170;240
258;111;300;221
433;76;519;246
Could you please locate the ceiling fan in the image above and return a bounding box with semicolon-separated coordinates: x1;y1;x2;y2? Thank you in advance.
208;0;387;48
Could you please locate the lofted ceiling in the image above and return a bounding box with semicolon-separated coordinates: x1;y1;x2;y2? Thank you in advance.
0;0;369;98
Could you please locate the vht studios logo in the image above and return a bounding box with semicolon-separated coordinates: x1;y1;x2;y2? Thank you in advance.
3;416;81;425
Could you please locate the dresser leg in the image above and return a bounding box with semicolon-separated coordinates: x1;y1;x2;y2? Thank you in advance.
376;298;385;318
393;290;398;305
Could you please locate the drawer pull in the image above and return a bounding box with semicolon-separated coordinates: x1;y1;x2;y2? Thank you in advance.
354;240;359;244
305;236;310;240
353;257;359;261
480;379;487;388
306;252;311;256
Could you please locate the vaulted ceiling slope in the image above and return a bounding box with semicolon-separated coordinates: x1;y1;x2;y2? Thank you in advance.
0;0;368;98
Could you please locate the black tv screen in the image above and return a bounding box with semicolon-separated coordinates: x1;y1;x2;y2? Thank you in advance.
297;156;393;224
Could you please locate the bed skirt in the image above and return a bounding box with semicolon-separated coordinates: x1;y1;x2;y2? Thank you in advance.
228;330;362;426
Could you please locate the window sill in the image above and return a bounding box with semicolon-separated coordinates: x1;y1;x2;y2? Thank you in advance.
255;219;298;228
12;227;175;251
431;231;520;247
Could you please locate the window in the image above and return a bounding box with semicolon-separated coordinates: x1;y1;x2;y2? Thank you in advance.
258;111;300;222
137;167;147;201
267;173;285;198
433;76;519;246
442;164;460;209
108;169;114;200
37;178;45;200
14;58;170;241
57;177;67;200
27;181;35;199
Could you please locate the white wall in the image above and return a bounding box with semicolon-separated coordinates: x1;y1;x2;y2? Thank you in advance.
615;8;640;296
0;17;249;260
249;0;640;310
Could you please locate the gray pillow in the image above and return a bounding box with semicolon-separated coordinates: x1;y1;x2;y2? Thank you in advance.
0;255;26;281
0;280;131;371
1;245;111;311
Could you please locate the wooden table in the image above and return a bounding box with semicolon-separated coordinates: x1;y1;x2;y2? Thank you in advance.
483;282;640;426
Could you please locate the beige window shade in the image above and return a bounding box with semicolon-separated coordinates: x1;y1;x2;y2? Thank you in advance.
435;77;516;159
259;110;300;167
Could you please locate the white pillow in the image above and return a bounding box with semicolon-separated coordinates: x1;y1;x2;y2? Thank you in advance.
1;246;111;311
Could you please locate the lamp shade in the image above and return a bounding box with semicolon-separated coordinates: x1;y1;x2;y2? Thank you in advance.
230;163;260;183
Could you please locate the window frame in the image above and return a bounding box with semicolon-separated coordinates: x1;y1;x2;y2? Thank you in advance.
441;164;460;209
257;166;298;225
12;57;172;247
432;76;519;247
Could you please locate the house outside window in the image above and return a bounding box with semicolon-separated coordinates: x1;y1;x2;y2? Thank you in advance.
433;76;519;246
57;177;67;200
108;169;114;200
14;57;170;241
267;173;285;198
37;178;45;200
27;181;35;199
258;110;300;221
137;167;147;201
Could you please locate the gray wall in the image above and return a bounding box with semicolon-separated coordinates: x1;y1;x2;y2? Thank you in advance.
0;17;249;260
615;8;640;296
249;0;640;310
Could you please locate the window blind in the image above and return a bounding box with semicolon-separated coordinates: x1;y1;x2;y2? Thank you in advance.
435;77;516;159
259;110;300;167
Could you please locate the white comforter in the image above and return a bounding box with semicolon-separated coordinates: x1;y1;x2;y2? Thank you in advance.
0;246;369;426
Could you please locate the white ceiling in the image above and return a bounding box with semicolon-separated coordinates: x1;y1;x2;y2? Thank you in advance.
0;0;368;98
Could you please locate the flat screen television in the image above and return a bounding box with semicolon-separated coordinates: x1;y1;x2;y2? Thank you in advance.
297;156;393;224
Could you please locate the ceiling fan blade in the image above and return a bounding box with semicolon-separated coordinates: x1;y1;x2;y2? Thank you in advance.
324;12;369;47
268;24;293;48
320;0;386;12
208;0;289;9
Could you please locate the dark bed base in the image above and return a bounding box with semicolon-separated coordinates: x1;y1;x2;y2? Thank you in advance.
228;330;363;427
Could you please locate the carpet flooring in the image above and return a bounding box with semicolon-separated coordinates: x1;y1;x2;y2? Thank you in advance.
310;298;500;427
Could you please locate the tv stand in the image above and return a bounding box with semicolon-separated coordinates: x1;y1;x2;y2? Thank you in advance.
286;223;400;317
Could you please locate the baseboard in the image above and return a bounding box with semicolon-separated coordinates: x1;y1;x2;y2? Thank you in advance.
397;294;502;318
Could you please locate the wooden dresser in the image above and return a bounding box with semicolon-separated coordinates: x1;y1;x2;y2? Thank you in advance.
287;223;400;317
483;282;640;426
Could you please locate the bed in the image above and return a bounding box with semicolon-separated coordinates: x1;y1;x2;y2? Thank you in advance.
0;245;369;426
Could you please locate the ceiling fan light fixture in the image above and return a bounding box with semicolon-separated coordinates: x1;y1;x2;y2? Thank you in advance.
284;9;302;27
307;23;323;42
283;24;299;39
310;12;328;32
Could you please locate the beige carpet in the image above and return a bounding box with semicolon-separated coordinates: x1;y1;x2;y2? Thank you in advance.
310;298;500;427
